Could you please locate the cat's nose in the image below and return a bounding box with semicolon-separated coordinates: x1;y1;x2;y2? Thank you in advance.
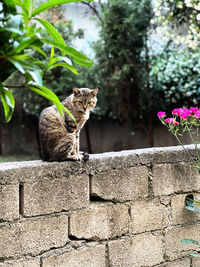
83;106;87;111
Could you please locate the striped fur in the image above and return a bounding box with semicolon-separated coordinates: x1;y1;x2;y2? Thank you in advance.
39;88;98;161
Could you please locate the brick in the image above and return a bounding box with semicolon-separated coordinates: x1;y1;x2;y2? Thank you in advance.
192;257;200;267
130;199;169;233
165;259;190;267
152;163;200;196
165;224;200;260
136;145;193;165
89;151;140;172
171;194;200;225
0;161;88;185
42;245;106;267
69;204;129;240
23;174;89;216
91;167;149;202
156;259;190;267
0;258;40;267
0;215;68;259
0;185;19;221
108;233;164;267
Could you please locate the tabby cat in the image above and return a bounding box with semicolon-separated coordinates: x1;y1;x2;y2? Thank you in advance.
39;87;98;161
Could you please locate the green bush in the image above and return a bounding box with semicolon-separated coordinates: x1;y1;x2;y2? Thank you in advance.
150;49;200;111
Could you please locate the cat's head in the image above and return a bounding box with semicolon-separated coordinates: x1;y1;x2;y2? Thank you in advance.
72;88;98;112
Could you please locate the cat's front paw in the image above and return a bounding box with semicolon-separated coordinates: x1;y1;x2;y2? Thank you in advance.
66;154;83;161
76;154;84;161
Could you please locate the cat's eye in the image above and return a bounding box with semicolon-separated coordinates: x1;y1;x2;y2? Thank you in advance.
78;101;82;104
88;101;92;104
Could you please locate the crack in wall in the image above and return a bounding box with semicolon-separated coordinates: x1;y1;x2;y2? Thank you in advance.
19;183;24;216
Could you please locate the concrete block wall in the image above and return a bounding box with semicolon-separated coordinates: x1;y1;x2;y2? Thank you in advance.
0;145;200;267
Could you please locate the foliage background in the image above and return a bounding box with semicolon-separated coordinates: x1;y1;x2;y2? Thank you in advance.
1;0;200;157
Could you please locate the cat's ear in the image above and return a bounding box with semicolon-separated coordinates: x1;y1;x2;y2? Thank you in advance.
73;88;80;95
91;88;98;96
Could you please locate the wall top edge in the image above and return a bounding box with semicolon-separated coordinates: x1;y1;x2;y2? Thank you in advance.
0;144;196;172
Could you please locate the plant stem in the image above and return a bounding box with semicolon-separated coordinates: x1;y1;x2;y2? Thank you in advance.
187;125;199;159
173;132;197;165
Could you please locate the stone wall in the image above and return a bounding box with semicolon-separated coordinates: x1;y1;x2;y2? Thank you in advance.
0;145;200;267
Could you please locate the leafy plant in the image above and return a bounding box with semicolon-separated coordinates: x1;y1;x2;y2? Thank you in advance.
181;239;200;257
153;0;200;49
0;0;93;122
185;195;200;214
158;109;200;257
13;1;87;116
150;49;200;112
181;195;200;257
157;107;200;169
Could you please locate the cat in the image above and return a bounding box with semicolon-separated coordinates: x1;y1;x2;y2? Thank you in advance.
39;87;98;161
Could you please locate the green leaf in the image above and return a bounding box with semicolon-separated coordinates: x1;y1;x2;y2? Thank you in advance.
35;85;60;102
186;198;200;206
14;1;29;18
29;45;47;58
36;85;76;120
49;62;78;74
0;27;23;35
185;196;200;213
73;57;93;67
22;0;31;24
32;0;94;17
0;84;15;122
10;54;30;61
3;0;17;13
47;57;62;68
181;239;200;246
28;69;43;86
41;39;93;67
24;0;31;14
185;205;200;213
59;56;72;65
35;18;66;46
28;85;76;122
25;72;33;84
7;58;25;73
61;105;76;123
9;37;38;54
50;46;55;60
32;60;46;69
13;0;27;10
191;253;200;257
28;85;62;114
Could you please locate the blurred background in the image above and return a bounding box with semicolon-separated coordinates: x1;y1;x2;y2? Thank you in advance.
1;0;200;161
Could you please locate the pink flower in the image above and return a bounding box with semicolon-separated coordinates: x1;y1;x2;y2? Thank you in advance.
172;108;191;118
179;113;187;119
174;108;191;119
194;111;200;118
190;107;199;114
164;118;179;125
182;108;191;116
157;111;166;118
172;108;182;116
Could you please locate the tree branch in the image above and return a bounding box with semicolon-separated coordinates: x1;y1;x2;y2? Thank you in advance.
81;1;104;25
